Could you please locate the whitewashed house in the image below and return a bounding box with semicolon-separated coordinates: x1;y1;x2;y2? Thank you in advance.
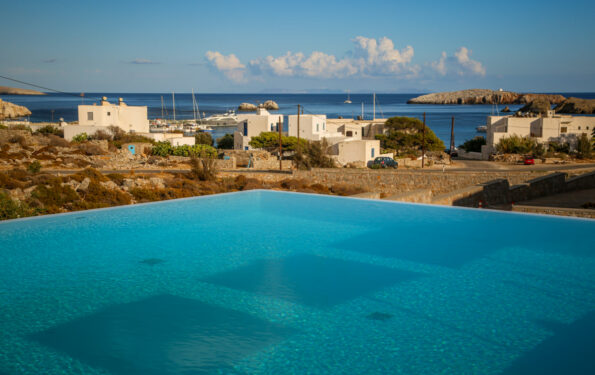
234;107;282;150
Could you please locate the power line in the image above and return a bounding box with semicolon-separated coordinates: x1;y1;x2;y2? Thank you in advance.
0;74;99;100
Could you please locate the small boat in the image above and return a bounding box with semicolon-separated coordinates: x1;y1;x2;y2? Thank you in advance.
199;110;239;127
344;90;352;104
476;125;487;133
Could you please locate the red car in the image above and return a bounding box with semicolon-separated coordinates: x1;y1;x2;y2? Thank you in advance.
524;157;535;165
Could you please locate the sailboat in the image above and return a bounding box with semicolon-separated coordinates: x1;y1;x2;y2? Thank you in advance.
344;90;352;104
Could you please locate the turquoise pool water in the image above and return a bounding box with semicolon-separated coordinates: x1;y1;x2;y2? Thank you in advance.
0;190;594;374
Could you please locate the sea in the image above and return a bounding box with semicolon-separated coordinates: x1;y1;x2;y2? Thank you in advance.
2;92;594;145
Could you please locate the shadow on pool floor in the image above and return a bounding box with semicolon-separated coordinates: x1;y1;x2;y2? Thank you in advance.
501;310;595;375
30;294;297;375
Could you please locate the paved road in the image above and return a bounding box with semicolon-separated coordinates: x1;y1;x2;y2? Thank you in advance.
43;162;595;175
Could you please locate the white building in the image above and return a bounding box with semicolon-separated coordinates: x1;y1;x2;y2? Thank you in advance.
234;107;282;150
288;115;388;165
78;97;149;133
482;110;595;159
64;97;150;141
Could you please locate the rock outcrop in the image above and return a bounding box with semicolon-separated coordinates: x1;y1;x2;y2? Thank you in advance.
238;102;257;112
263;100;279;110
0;86;45;95
407;89;566;105
553;97;595;114
518;99;551;115
0;99;32;119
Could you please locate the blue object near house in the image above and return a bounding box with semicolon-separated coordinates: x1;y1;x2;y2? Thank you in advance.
223;156;230;160
128;145;136;155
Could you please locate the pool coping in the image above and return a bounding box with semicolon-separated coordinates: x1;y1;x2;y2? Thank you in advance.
1;188;594;225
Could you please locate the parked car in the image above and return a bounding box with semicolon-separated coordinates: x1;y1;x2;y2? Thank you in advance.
371;156;398;169
523;156;535;165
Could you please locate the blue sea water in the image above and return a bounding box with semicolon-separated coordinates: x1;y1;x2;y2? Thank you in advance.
2;92;594;145
0;190;594;374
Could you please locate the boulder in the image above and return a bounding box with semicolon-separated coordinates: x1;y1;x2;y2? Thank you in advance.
77;177;91;191
263;100;279;110
0;99;32;120
238;103;257;112
100;180;119;190
149;177;165;189
553;97;595;114
518;99;551;115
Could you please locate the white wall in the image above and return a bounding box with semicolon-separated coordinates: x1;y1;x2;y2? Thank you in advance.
78;100;149;133
335;140;380;165
234;110;281;150
63;125;111;141
288;114;327;140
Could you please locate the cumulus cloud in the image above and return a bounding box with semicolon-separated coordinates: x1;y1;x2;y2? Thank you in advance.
205;51;246;82
430;47;486;77
127;58;159;65
205;38;485;82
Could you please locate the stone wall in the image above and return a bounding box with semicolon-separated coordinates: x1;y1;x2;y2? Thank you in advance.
512;205;595;219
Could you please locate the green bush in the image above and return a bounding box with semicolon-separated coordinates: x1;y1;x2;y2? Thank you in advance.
576;133;593;159
0;192;35;220
0;123;7;130
548;141;570;154
459;136;486;152
216;133;234;149
195;132;213;146
34;125;64;137
72;133;88;143
27;160;42;174
496;135;539;155
151;142;217;158
293;138;336;170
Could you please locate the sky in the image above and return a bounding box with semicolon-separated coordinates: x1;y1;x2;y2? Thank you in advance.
1;0;594;93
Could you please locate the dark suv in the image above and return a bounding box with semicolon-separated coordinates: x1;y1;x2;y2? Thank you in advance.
371;156;398;169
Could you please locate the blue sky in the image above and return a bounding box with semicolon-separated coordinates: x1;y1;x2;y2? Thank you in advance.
1;0;594;93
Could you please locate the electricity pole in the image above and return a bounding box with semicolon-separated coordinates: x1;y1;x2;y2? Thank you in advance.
421;112;426;169
279;116;283;170
450;116;455;158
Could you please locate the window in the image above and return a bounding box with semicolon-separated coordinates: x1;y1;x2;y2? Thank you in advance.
107;112;111;116
578;126;581;130
323;123;326;130
316;124;319;132
371;148;375;158
87;112;93;121
561;127;567;133
243;122;248;136
271;123;274;131
346;131;353;137
244;146;249;151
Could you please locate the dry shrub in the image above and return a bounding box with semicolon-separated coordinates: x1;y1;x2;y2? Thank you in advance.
190;156;217;181
62;157;91;168
130;187;193;203
0;172;24;189
75;181;131;209
30;173;62;186
330;184;366;196
30;181;79;213
280;178;309;191
77;142;106;155
71;167;109;183
47;135;70;147
8;168;29;181
90;130;113;141
106;173;126;185
308;183;330;194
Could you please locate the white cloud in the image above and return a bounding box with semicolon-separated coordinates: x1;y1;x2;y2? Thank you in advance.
430;47;486;77
205;51;246;82
205;38;485;82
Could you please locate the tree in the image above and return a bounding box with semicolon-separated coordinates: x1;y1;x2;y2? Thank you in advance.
216;133;234;149
195;132;213;146
459;136;486;152
576;133;593;159
248;132;307;152
294;139;336;169
375;116;445;156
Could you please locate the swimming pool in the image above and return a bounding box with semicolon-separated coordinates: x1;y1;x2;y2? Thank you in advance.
0;190;594;374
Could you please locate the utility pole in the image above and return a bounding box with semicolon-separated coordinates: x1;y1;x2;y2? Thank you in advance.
278;116;283;170
373;93;376;121
50;109;54;123
297;104;301;155
421;112;426;169
450;116;455;158
172;92;176;122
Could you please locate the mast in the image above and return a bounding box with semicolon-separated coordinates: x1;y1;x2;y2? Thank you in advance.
361;102;364;120
373;93;376;121
172;92;176;122
161;96;164;119
191;89;196;122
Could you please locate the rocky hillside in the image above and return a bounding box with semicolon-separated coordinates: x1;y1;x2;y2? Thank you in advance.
0;99;32;119
407;89;566;105
553;97;595;114
0;86;45;95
